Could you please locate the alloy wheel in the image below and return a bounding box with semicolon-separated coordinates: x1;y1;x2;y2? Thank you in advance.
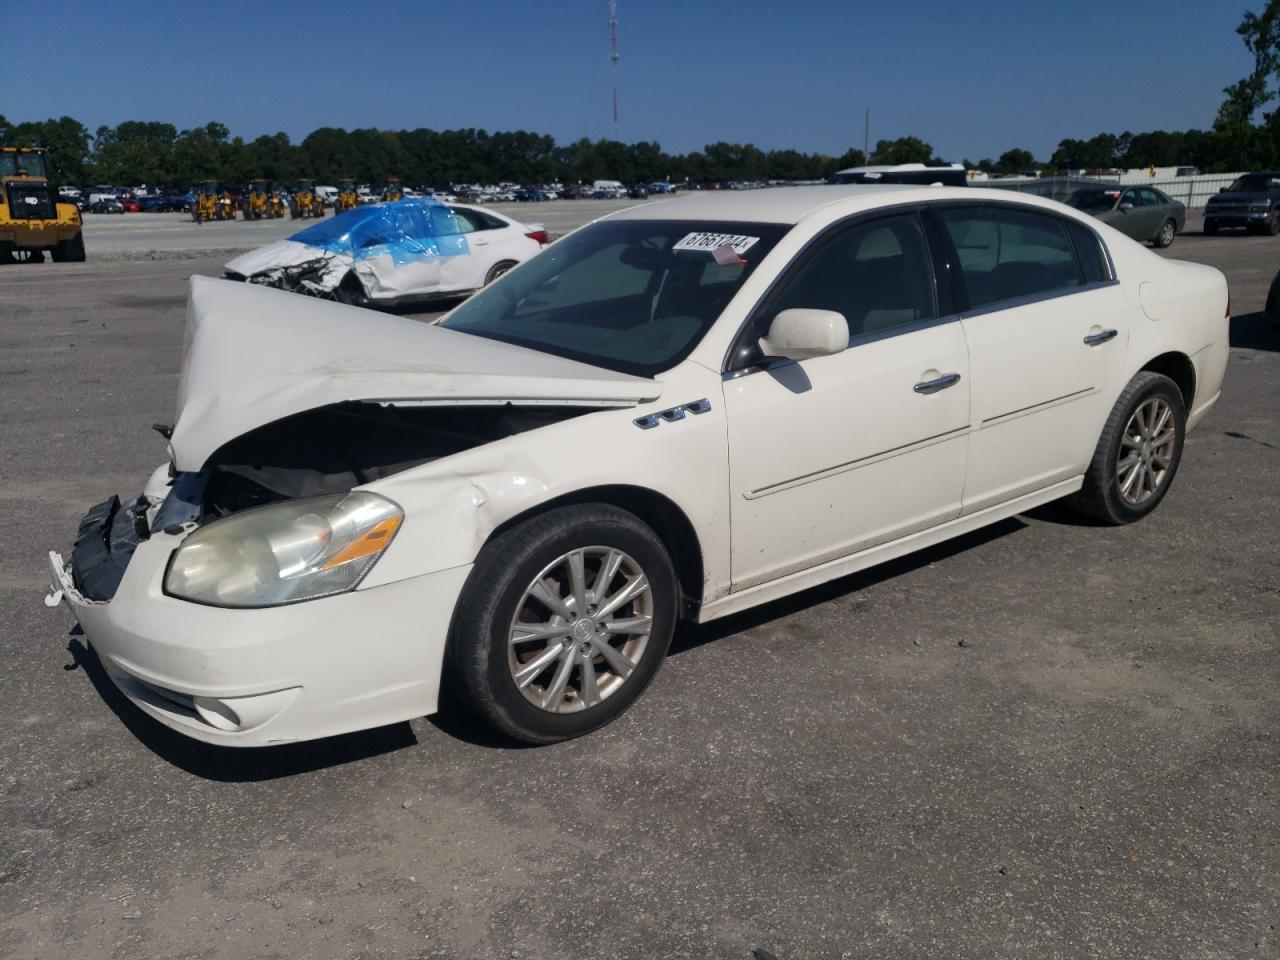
1116;397;1176;505
507;546;654;713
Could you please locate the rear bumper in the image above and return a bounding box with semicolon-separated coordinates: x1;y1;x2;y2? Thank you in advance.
47;527;471;747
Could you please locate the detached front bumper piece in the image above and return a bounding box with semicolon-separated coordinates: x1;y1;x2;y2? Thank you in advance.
47;499;471;747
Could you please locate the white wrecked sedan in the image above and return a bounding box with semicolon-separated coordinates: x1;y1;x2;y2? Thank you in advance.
223;198;547;306
47;186;1229;746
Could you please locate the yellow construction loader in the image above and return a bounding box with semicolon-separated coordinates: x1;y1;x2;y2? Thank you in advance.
382;177;404;202
192;181;234;222
290;179;325;219
335;177;359;212
270;186;287;219
243;180;271;219
0;146;85;263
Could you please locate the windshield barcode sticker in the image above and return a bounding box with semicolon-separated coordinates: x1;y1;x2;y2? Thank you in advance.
672;232;760;255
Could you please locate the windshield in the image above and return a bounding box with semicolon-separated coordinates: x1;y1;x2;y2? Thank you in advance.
441;219;789;377
1226;173;1280;192
0;151;49;178
1067;189;1121;212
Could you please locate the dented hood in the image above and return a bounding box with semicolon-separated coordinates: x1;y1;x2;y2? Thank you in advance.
170;277;664;471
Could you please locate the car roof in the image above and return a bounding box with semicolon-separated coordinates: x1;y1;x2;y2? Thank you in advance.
605;184;1074;226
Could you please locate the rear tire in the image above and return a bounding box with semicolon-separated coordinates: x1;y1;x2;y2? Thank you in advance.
1154;218;1176;248
51;233;86;263
447;504;679;744
484;260;518;285
1069;372;1186;525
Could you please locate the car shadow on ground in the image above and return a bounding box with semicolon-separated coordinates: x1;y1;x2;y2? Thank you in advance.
1230;311;1278;352
65;634;419;781
671;516;1027;655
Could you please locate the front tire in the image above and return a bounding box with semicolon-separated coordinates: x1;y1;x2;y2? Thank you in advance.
1204;219;1218;236
448;504;679;744
1070;372;1186;525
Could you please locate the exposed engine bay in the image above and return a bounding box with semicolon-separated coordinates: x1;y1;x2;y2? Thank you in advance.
70;402;593;601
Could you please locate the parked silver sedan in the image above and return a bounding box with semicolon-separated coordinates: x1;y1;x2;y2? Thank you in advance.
1068;185;1185;248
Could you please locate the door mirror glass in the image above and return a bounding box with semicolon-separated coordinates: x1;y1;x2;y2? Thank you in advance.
758;309;848;360
1118;202;1135;211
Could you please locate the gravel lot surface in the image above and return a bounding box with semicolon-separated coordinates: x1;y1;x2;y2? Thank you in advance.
79;198;645;260
0;217;1276;960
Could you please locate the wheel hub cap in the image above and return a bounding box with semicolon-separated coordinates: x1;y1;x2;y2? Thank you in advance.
507;546;654;714
1117;397;1176;506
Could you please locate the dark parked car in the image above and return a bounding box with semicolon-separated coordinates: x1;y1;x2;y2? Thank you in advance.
627;183;649;199
88;198;124;214
1267;269;1280;330
1067;185;1185;248
1204;172;1280;235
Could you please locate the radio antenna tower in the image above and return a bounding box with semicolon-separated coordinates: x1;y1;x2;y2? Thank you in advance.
609;0;620;138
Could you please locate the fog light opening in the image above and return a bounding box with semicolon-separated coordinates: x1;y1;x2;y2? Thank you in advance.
193;696;242;732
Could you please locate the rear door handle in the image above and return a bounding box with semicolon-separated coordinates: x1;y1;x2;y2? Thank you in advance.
472;238;490;246
1084;328;1118;345
914;372;962;394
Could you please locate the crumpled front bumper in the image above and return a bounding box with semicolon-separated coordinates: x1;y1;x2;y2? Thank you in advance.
47;501;471;747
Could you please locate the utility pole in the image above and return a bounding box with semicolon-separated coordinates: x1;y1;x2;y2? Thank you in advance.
863;107;870;163
609;1;620;139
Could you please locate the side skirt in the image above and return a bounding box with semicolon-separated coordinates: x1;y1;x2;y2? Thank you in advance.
696;476;1083;623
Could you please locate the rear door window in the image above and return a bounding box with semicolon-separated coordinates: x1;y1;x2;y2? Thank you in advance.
936;206;1081;311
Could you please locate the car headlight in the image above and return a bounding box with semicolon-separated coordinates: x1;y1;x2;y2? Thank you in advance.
164;492;402;608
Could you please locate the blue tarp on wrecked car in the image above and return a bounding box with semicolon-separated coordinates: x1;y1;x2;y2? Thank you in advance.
289;198;469;265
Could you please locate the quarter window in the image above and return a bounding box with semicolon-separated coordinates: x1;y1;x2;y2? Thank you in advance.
936;206;1080;310
762;213;937;343
1064;220;1110;284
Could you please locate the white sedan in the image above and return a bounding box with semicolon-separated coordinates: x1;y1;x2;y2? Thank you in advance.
47;186;1229;746
223;199;548;306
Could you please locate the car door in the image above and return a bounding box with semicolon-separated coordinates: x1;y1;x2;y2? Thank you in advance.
722;211;971;591
1139;187;1174;237
932;204;1130;513
1121;188;1159;240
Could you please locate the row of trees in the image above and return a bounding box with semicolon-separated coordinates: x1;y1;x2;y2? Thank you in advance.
5;4;1280;188
0;115;881;188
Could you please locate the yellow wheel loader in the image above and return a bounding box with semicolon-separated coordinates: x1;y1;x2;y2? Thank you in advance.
244;180;271;220
269;186;287;219
290;179;324;219
382;176;404;202
335;177;359;213
192;181;234;223
0;146;85;263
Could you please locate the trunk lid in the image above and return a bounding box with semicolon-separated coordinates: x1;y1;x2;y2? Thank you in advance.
170;277;664;471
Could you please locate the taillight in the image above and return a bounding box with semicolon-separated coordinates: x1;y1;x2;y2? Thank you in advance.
526;230;549;246
1225;294;1231;317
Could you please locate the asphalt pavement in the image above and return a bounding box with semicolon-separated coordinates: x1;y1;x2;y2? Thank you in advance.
0;219;1277;960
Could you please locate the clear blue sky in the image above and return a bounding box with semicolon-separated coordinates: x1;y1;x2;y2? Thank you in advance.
1;0;1253;161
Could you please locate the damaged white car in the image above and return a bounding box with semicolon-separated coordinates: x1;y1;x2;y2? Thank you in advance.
47;187;1229;746
223;198;548;306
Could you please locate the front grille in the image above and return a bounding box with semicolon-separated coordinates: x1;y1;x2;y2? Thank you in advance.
5;181;56;220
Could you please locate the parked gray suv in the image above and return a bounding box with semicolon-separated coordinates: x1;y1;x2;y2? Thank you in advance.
1204;172;1280;235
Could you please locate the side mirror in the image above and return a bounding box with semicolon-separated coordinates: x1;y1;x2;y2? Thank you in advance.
1118;202;1135;211
1219;186;1229;193
758;308;848;361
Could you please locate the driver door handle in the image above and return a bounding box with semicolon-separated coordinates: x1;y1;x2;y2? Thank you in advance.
914;372;962;394
1084;328;1118;345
